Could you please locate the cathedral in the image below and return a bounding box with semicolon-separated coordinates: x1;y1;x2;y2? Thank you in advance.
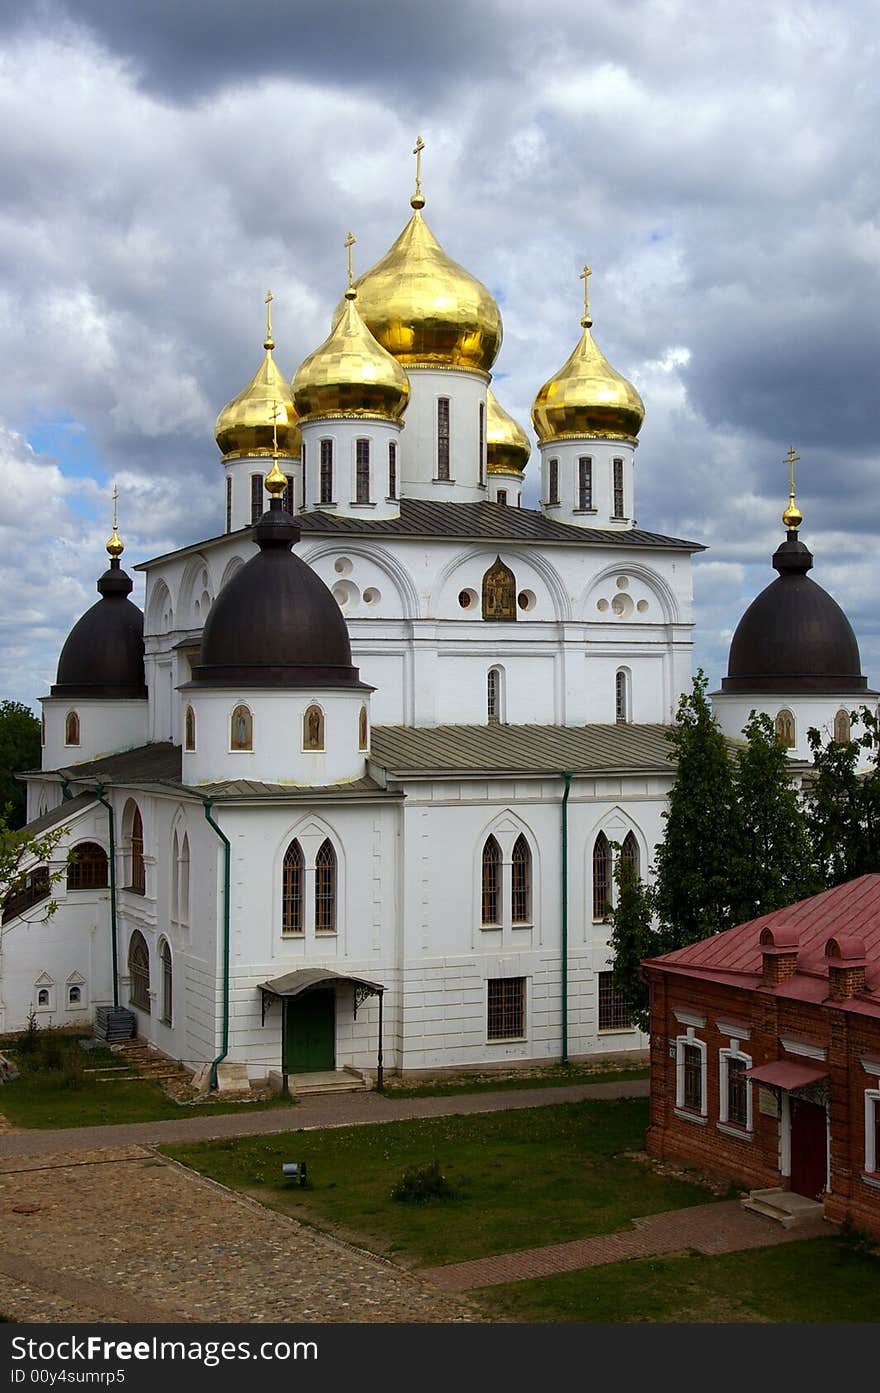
2;147;872;1088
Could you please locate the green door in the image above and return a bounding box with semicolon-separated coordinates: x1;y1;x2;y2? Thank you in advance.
284;990;336;1073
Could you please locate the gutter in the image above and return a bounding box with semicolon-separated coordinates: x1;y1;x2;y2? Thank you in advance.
561;771;573;1064
92;784;120;1010
203;798;231;1089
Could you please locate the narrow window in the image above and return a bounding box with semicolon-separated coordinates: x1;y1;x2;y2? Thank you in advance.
282;840;304;935
726;1055;748;1126
250;473;264;524
128;930;150;1012
437;397;450;480
315;839;337;933
320;440;333;503
497;489;508;506
478;401;485;483
160;940;173;1026
283;475;295;515
68;985;82;1006
304;704;324;751
598;971;630;1030
300;443;307;505
592;832;610;920
388;441;397;499
67;842;108;891
127;804;145;895
620;830;639;878
683;1043;703;1111
37;988;50;1007
548;458;559;505
230;704;253;752
612;458;625;518
356;438;371;503
171;830;179;923
512;834;531;924
578;456;593;510
866;1091;880;1174
184;704;196;752
487;977;525;1040
774;709;796;748
481;836;501;925
179;834;190;926
65;711;80;746
358;705;368;751
225;476;232;532
487;668;500;722
616;670;629;724
41;710;45;746
834;709;851;744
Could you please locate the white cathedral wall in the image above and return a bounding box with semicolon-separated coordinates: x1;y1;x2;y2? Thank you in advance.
713;689;880;768
398;367;489;501
41;698;149;771
540;439;637;531
300;417;403;521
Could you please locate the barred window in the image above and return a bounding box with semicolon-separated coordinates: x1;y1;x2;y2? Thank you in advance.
578;456;593;510
598;971;630;1030
548;458;559;505
612;458;625;518
67;842;108;891
683;1043;703;1111
283;475;295;515
160;939;173;1026
497;489;508;505
282;839;304;935
320;439;333;503
620;831;639;878
592;832;610;920
250;473;264;524
225;476;232;532
478;401;485;483
727;1054;748;1126
128;930;150;1013
184;704;196;752
481;836;501;925
437;397;450;479
487;977;525;1040
388;441;397;499
512;834;531;924
178;833;190;927
2;867;50;924
315;839;337;933
616;670;629;723
126;803;145;895
487;667;501;722
356;439;371;503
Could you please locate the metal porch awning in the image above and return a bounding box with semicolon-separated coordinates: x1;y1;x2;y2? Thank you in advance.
745;1060;829;1090
258;968;386;1090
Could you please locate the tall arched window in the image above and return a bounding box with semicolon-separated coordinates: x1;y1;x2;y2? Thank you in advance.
67;842;108;891
592;832;610;920
547;458;559;506
184;705;196;751
320;439;333;503
388;441;397;499
304;705;324;751
315;839;337;934
487;667;505;722
250;473;265;524
620;831;640;878
179;833;190;926
512;834;531;924
436;397;450;480
834;709;851;744
482;836;501;925
775;709;796;748
128;930;150;1012
358;705;369;751
65;711;80;746
612;457;625;518
124;801;145;895
615;670;630;724
171;830;179;924
230;704;253;751
159;939;173;1025
355;438;371;503
478;401;485;484
282;839;304;935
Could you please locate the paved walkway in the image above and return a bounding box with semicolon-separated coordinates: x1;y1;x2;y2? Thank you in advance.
418;1200;832;1291
0;1076;648;1158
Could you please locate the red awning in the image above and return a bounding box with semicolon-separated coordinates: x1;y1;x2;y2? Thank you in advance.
745;1060;828;1090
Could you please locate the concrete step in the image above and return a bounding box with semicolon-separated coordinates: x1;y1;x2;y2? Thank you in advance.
741;1187;825;1229
269;1069;370;1096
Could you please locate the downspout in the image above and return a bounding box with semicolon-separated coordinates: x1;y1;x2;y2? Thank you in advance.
203;798;230;1089
93;784;119;1010
561;771;573;1065
61;777;72;802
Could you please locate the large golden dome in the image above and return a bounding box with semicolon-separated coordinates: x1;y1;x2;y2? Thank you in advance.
333;205;503;375
293;288;410;423
215;310;301;460
486;388;530;474
532;272;644;445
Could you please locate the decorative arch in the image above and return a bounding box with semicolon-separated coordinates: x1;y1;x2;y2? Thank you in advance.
128;930;150;1012
303;704;324;751
230;703;253;752
282;839;305;935
67;841;108;891
775;709;796;748
433;545;570;622
582;562;679;625
178;554;215;629
219;555;246;592
122;799;145;895
298;540;421;620
64;711;80;746
146;578;174;636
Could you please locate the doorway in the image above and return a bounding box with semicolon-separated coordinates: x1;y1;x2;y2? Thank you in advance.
283;990;336;1073
790;1097;827;1199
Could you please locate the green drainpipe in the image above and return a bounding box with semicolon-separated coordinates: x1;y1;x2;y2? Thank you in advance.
203;798;231;1089
61;776;72;802
561;772;573;1065
93;784;119;1010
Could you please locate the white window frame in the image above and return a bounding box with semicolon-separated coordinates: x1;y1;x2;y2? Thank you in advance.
865;1089;880;1174
719;1043;753;1132
675;1028;708;1118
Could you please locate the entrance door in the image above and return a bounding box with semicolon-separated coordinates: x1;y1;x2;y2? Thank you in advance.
790;1098;826;1199
284;990;336;1073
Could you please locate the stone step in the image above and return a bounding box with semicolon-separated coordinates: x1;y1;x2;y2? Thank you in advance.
269;1069;369;1096
741;1187;825;1229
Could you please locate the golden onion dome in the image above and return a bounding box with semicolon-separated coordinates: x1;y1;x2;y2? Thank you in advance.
332;206;503;375
293;286;410;423
531;268;644;445
486;388;530;475
215;297;301;460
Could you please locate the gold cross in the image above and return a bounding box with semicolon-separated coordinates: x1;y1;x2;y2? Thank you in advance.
344;231;356;288
785;444;800;494
264;288;274;348
112;483;118;530
580;264;592;324
413;134;425;199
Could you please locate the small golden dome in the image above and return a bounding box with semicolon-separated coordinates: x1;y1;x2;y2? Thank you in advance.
215;303;301;460
333;209;503;375
486;388;530;475
293;289;410;424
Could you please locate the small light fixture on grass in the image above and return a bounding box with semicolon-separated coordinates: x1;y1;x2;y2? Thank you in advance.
282;1161;308;1187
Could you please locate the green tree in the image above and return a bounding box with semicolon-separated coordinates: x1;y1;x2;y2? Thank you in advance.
0;807;68;936
806;707;880;886
607;850;658;1032
0;701;41;829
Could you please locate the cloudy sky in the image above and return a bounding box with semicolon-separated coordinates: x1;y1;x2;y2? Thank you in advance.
1;0;878;712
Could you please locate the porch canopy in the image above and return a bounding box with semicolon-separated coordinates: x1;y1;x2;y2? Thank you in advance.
258;968;385;1089
745;1060;829;1090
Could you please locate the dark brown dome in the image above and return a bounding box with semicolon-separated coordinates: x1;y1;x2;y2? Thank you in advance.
52;560;146;699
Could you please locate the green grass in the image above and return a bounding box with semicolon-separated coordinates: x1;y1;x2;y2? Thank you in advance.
163;1098;723;1267
479;1236;880;1323
380;1064;648;1099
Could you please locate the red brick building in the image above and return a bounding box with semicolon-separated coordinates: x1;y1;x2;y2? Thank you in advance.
643;875;880;1236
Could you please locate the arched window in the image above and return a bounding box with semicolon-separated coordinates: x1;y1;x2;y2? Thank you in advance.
612;457;625;518
171;830;179;924
775;709;796;748
159;939;173;1025
68;985;82;1006
184;705;196;751
37;988;49;1007
512;834;531;924
230;704;253;752
478;401;485;484
320;439;333;503
615;670;630;724
620;831;640;879
834;709;851;744
128;930;150;1012
355;438;371;503
487;667;505;723
436;397;450;480
179;833;190;926
497;489;508;506
67;842;108;891
358;705;369;751
124;801;145;895
315;839;337;934
388;441;397;499
65;711;80;746
250;473;265;525
282;839;304;935
481;836;501;925
304;704;324;751
41;711;45;746
547;458;559;506
592;832;610;920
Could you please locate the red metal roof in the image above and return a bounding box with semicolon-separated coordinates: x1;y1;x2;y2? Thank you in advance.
745;1060;829;1089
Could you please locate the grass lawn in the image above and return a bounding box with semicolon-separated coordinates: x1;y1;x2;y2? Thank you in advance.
380;1063;648;1099
163;1098;725;1268
479;1236;880;1323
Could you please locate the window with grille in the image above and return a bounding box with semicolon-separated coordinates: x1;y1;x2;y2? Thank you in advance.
437;397;450;479
67;842;108;891
598;971;630;1030
478;401;485;483
315;839;336;933
612;458;625;518
160;939;173;1025
320;440;333;503
683;1043;703;1111
128;930;150;1012
2;867;50;924
487;977;525;1040
225;476;232;532
127;805;145;895
548;458;559;505
481;836;501;925
592;832;610;919
178;834;190;926
283;475;295;514
251;474;264;524
616;670;629;723
356;438;371;503
282;840;304;935
620;831;639;878
726;1054;748;1126
388;441;397;498
487;668;501;722
512;834;531;923
497;489;508;506
578;457;593;510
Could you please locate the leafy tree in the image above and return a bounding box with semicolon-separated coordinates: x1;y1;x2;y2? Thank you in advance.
0;807;68;940
0;701;41;829
608;850;658;1032
806;707;880;886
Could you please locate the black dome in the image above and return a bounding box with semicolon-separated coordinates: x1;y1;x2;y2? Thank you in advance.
189;501;364;688
52;560;147;699
722;534;867;694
